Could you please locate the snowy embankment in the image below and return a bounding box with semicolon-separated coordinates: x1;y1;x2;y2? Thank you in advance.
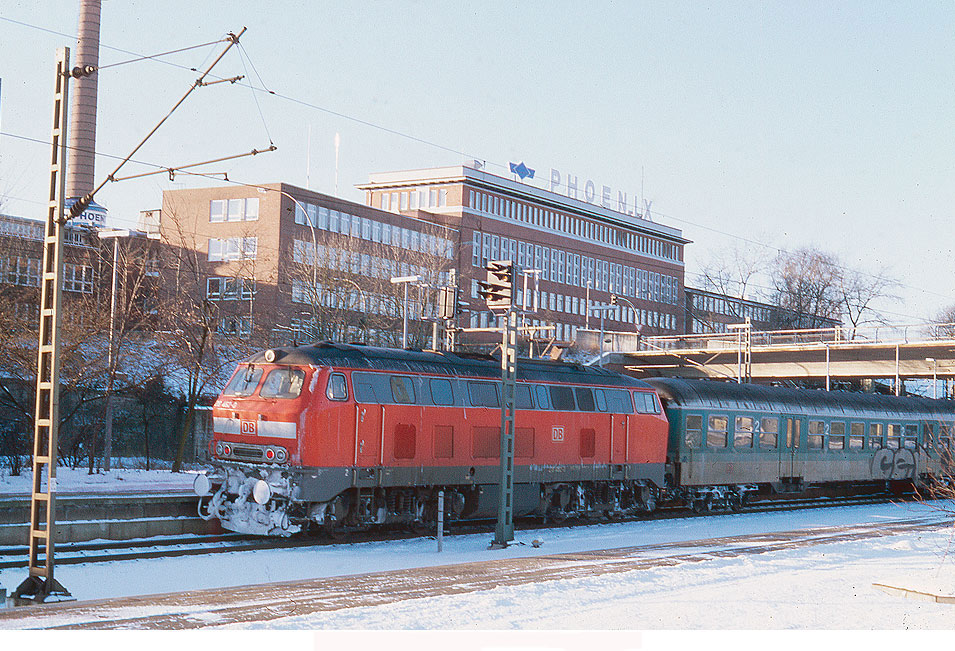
1;495;954;629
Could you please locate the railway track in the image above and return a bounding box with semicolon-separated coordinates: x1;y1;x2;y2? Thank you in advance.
0;492;910;570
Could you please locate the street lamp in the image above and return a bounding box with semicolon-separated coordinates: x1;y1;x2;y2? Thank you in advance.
97;228;136;472
926;357;938;399
391;275;421;348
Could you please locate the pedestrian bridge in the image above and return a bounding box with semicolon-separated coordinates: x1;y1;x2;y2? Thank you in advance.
577;322;955;394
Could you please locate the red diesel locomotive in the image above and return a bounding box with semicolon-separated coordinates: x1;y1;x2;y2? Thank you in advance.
195;342;669;535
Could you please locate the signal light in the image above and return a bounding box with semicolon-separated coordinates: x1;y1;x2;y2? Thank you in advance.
266;448;275;461
478;260;515;313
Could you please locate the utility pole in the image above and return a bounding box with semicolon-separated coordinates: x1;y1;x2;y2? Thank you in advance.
14;47;77;605
478;261;517;548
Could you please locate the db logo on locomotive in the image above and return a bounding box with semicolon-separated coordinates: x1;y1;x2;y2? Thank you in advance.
240;420;257;436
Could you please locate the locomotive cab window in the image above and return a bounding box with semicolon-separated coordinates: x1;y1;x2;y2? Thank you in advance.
260;368;306;399
606;389;634;414
707;415;728;448
535;385;551;410
635;392;659;414
325;373;348;401
223;366;263;397
549;385;575;411
516;384;535;409
593;389;608;412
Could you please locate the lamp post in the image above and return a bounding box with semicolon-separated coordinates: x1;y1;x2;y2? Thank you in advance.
97;228;134;472
926;357;938;399
391;275;421;348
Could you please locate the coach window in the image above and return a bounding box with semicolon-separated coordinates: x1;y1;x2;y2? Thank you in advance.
468;381;499;408
849;423;865;450
807;421;825;449
903;424;919;450
535;385;551;410
707;415;728;449
391;376;416;405
575;387;596;411
759;417;778;449
685;415;703;449
887;424;902;449
940;425;953;452
260;368;306;399
549;385;575;411
734;416;755;448
429;378;454;406
325;372;348;401
869;423;884;450
829;422;846;451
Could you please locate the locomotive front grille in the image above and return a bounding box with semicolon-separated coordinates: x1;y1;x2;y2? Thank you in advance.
232;446;264;460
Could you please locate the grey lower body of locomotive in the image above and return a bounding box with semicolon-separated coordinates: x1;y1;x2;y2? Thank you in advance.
196;461;665;536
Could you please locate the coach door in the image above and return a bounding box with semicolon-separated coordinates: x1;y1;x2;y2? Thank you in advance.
781;416;804;480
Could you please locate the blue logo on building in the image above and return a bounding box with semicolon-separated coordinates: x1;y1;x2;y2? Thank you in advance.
508;161;535;180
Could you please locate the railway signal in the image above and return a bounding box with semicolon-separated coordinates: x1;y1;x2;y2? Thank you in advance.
478;260;515;313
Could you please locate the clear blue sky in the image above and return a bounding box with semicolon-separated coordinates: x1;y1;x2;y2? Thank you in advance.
1;1;952;321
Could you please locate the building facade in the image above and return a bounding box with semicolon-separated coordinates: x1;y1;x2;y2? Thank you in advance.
159;183;456;347
684;287;841;334
357;164;690;343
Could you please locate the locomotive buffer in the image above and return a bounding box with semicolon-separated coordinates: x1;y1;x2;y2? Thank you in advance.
478;261;519;548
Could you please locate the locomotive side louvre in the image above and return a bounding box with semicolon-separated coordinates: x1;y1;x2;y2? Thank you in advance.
199;343;670;535
649;378;955;510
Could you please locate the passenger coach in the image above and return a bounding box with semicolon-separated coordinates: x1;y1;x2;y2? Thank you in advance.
198;343;669;535
648;378;955;511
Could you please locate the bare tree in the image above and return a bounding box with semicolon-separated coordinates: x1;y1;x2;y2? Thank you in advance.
767;247;844;329
286;220;455;348
838;267;900;338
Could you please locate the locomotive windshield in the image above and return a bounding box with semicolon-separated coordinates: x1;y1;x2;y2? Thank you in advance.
259;368;306;399
223;365;263;397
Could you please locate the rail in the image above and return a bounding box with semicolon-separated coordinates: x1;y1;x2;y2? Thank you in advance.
641;321;955;352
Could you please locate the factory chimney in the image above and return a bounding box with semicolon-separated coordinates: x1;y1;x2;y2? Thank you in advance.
66;0;101;201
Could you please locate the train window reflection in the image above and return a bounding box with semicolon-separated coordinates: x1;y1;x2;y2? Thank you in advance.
606;389;634;414
759;417;778;449
887;424;901;449
391;376;416;404
468;381;499;407
808;420;825;449
634;392;659;414
260;368;306;399
594;389;608;412
324;372;347;401
575;387;596;411
685;415;703;449
829;422;845;450
869;423;884;449
516;384;534;409
429;378;454;406
535;385;551;410
707;415;728;448
734;416;754;448
223;366;263;397
549;386;575;411
849;422;865;450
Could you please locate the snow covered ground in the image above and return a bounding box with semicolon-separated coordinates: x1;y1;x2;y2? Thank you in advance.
0;466;199;497
2;469;955;633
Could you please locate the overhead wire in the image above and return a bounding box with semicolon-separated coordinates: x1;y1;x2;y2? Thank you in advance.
2;13;952;310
